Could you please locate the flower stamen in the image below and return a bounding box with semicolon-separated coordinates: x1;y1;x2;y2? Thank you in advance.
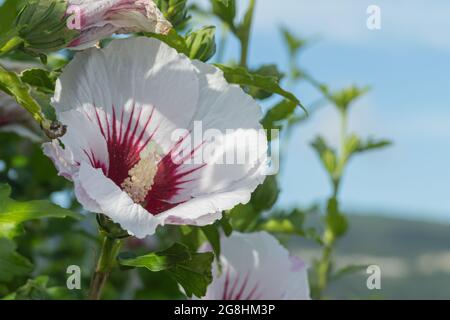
121;145;160;204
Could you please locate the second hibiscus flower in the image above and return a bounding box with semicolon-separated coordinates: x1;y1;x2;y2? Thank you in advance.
43;37;268;238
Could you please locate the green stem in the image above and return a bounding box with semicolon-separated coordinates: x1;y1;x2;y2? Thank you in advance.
238;0;256;68
0;36;24;56
315;109;349;299
88;233;122;300
339;109;348;159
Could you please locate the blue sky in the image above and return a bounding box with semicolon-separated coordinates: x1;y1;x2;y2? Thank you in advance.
197;0;450;222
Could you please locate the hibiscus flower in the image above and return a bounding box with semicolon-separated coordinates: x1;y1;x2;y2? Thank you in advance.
201;231;311;300
43;37;267;238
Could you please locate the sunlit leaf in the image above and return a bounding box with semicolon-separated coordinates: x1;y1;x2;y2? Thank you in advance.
215;64;304;110
262;100;297;132
118;242;214;298
118;243;191;272
311;136;338;176
247;64;285;100
144;29;188;55
0;183;83;238
20;68;56;94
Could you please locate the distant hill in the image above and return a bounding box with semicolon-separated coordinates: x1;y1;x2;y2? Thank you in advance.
289;214;450;299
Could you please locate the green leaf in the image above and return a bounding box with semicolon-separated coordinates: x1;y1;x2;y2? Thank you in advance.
247;64;285;100
118;243;191;272
0;63;44;123
325;85;370;112
0;237;33;284
20;68;56;94
165;251;214;298
220;216;233;236
0;0;24;35
200;224;221;258
145;29;188;55
354;137;391;154
211;0;236;30
178;226;204;251
257;209;305;236
185;26;216;62
311;136;338;176
324;198;348;243
280;26;307;57
344;134;391;160
215;64;305;111
262;100;297;132
250;175;279;212
118;242;214;298
229;203;258;232
0;183;83;238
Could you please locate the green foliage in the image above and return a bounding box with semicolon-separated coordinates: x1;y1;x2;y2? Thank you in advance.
324;198;348;243
20;68;56;94
0;183;82;239
247;64;285;100
323;85;370;112
229;203;258;232
166;251;214;298
0;237;33;284
119;243;214;298
3;277;48;300
119;243;191;272
257;209;305;236
211;0;236;30
146;26;217;62
215;64;304;110
200;224;221;258
281;27;307;57
250;175;279;212
0;0;24;35
0;64;43;123
155;0;190;29
146;29;189;55
311;136;338;177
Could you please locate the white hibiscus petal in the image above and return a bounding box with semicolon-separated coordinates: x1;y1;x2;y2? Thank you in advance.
54;37;199;154
77;162;161;238
202;232;311;300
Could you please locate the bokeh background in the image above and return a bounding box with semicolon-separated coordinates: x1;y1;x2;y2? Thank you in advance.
195;0;450;299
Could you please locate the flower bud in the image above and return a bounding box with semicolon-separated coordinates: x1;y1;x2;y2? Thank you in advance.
185;26;216;62
14;0;78;54
66;0;172;49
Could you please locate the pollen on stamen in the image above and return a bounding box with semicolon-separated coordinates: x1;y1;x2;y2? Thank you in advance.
121;144;161;204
